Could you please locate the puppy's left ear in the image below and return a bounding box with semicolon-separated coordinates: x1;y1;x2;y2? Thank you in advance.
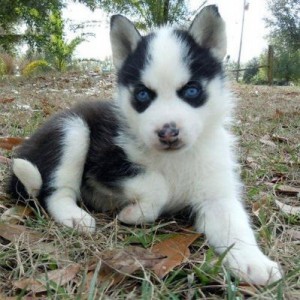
110;15;142;70
189;5;227;60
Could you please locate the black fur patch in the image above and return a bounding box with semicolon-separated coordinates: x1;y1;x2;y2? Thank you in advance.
7;114;65;207
6;101;142;211
174;30;222;81
117;33;154;87
75;102;142;189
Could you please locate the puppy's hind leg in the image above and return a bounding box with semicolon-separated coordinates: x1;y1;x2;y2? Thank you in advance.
46;116;96;233
13;158;43;197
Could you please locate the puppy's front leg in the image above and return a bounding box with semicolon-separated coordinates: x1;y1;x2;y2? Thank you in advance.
194;171;282;285
118;171;169;224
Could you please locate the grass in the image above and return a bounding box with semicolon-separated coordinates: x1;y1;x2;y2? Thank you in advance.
0;73;299;299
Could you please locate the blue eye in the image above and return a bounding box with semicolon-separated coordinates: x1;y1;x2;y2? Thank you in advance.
183;86;201;98
178;82;206;108
135;89;151;102
132;86;156;113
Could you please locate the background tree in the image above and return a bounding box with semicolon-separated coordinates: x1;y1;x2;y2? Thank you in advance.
0;0;64;52
265;0;300;83
242;57;259;83
42;10;84;71
84;0;199;29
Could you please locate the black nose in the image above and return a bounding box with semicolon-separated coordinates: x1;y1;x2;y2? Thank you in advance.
157;122;179;144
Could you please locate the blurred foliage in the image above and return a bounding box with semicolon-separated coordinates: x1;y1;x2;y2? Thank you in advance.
0;0;199;72
0;0;65;52
265;0;300;83
43;10;84;71
265;0;299;52
0;0;84;72
0;56;5;75
242;58;260;84
0;53;15;75
79;0;199;29
22;59;51;76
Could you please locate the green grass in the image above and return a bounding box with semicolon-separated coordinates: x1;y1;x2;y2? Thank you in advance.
0;75;299;299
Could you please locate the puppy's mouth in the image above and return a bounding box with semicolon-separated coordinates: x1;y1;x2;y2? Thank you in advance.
157;139;185;151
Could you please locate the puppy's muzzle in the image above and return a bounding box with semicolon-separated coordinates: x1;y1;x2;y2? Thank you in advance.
157;122;180;146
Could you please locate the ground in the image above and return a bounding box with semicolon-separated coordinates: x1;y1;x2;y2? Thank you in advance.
0;72;299;299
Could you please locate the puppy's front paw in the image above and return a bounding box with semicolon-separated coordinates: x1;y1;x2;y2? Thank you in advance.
226;248;282;285
54;206;96;233
117;204;157;224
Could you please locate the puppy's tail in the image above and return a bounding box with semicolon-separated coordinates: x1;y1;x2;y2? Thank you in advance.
12;158;43;197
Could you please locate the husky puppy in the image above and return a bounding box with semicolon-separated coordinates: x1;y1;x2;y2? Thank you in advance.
7;6;281;285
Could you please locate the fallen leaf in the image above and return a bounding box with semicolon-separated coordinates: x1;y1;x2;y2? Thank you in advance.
238;283;259;296
86;263;124;288
1;205;34;224
0;203;8;209
41;98;55;116
0;294;18;300
252;197;268;217
151;232;201;278
259;136;276;148
101;246;165;274
0;97;15;104
245;157;259;169
270;173;286;183
86;246;165;287
0;223;44;243
13;263;80;293
0;137;25;150
271;134;289;143
0;155;11;165
275;200;300;216
276;185;300;196
273;109;284;119
286;229;300;241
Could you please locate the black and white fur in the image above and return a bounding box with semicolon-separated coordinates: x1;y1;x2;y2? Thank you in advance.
7;6;282;285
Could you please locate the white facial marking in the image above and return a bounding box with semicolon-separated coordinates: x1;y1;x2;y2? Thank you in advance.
142;28;190;90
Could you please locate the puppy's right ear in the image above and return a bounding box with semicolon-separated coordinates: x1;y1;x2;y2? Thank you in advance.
110;15;141;70
189;5;227;61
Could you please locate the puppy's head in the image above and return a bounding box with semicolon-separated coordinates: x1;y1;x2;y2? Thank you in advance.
110;5;231;152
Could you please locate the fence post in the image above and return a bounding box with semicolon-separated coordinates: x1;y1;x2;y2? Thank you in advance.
267;45;274;85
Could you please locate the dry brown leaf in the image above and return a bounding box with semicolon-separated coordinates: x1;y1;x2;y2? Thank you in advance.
86;246;165;288
271;134;289;143
0;137;25;150
276;185;300;196
0;97;15;104
1;205;34;224
13;263;80;293
100;246;165;274
0;203;8;209
275;200;300;216
270;173;286;183
86;264;124;288
273;109;284;119
0;294;18;300
41;99;56;116
286;229;300;241
238;283;259;296
0;223;44;243
0;155;11;165
259;136;276;148
245;157;259;169
252;197;268;217
151;232;201;278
